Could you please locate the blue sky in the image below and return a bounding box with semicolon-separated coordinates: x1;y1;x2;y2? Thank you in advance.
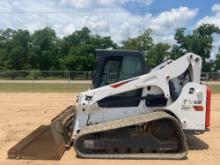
124;0;218;23
0;0;219;55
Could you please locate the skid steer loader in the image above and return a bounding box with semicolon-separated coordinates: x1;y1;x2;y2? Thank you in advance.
8;50;211;160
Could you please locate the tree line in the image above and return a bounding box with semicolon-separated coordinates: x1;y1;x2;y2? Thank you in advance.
0;24;220;72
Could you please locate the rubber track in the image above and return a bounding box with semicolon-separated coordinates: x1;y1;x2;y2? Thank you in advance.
74;111;188;159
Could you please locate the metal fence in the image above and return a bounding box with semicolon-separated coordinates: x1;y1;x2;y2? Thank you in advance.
0;70;220;81
0;71;93;92
0;70;219;92
201;72;220;81
0;70;93;80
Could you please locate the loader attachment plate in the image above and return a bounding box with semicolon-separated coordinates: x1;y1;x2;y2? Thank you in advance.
7;105;76;160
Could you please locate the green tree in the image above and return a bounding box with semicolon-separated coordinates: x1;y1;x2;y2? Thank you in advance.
8;46;25;70
146;43;171;68
122;29;153;54
172;24;220;71
0;27;118;71
214;47;220;72
60;55;96;71
59;27;117;57
0;29;16;46
28;27;58;70
0;48;7;70
0;29;30;70
122;29;172;68
59;27;117;70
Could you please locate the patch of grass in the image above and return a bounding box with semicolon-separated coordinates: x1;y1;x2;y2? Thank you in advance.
208;85;220;94
0;83;90;93
0;82;219;94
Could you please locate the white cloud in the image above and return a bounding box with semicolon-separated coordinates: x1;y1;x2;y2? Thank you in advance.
117;0;154;5
0;0;153;42
60;0;101;9
197;3;220;28
60;0;154;9
212;4;220;13
197;13;220;28
148;7;198;43
150;7;198;33
197;4;220;29
2;0;220;59
0;0;197;45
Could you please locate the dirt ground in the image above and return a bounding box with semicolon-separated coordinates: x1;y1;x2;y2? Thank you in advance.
0;93;220;165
